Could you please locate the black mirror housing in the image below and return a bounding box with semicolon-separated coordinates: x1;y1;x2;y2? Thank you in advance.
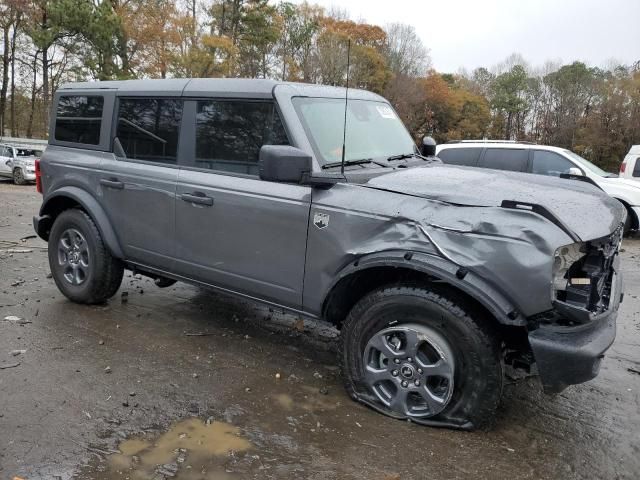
421;136;437;157
259;145;313;183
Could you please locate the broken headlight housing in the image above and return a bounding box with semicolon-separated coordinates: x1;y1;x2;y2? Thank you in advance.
552;242;585;297
552;227;622;315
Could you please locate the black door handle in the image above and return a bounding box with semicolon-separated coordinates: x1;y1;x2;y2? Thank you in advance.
180;192;214;206
100;178;124;190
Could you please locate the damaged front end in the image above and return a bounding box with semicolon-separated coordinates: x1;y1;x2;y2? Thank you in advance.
528;226;624;393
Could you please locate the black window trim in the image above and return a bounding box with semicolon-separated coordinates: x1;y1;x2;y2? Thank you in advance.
111;95;185;168
178;97;292;179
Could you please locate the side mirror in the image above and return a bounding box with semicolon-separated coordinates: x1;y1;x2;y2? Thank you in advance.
567;167;583;176
259;145;343;187
421;136;437;157
259;145;313;183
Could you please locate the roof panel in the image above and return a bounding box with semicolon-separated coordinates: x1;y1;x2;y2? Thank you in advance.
56;78;387;102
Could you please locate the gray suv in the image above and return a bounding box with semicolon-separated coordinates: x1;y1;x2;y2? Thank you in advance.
33;79;625;430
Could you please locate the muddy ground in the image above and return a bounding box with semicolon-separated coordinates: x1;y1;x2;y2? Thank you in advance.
0;180;638;480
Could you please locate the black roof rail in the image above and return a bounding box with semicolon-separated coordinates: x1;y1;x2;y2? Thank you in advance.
444;139;537;145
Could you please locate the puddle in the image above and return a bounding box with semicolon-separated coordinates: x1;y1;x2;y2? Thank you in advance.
107;418;251;479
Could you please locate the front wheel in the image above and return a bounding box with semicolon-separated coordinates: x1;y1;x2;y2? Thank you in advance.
13;168;26;185
48;209;124;304
340;284;503;430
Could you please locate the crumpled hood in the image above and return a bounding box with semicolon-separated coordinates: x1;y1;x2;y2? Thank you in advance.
365;164;625;241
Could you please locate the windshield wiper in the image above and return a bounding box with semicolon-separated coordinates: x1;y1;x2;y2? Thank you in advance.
321;158;389;169
387;152;438;163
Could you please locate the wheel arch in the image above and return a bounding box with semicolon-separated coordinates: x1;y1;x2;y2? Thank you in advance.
321;251;522;329
612;197;638;231
37;186;124;259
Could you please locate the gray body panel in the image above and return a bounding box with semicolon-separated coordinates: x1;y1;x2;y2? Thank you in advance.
39;78;626;326
174;169;311;308
97;155;177;269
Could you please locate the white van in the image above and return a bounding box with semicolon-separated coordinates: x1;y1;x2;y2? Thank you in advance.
620;145;640;181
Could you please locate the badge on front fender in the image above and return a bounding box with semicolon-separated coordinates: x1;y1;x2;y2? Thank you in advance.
313;212;330;229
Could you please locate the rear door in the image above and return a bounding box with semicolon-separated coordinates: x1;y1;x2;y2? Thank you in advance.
98;97;182;269
479;148;529;172
478;147;529;172
173;98;311;309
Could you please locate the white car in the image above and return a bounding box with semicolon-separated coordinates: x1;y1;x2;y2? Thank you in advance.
0;144;41;185
620;145;640;181
436;141;640;234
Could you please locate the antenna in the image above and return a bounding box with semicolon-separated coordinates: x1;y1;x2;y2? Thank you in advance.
340;38;351;175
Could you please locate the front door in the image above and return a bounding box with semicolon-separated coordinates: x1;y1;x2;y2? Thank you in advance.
173;99;311;309
97;97;183;269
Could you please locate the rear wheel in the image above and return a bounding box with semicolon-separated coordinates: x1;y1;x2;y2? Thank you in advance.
340;284;503;430
48;209;124;304
13;168;26;185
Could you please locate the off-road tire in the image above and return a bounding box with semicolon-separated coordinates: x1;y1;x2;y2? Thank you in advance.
13;168;26;185
48;209;124;304
340;283;503;430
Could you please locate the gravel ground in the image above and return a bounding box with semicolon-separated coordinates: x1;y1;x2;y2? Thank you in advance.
0;179;638;480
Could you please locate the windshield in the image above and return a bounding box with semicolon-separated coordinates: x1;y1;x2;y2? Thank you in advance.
563;149;610;177
16;149;42;157
292;97;416;166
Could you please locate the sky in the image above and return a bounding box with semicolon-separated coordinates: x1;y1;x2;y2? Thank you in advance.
289;0;640;73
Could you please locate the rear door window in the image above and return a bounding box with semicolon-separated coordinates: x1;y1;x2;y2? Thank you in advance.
194;101;289;175
54;95;104;145
480;148;528;172
633;157;640;177
437;147;481;166
531;150;576;176
116;98;183;164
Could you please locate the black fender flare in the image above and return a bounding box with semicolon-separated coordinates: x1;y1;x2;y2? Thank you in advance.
324;250;522;326
37;186;124;259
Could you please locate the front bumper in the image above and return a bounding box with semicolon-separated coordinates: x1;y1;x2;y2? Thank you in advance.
528;267;622;394
16;165;36;181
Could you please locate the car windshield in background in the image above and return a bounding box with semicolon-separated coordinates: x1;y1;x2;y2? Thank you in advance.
292;97;416;166
16;149;42;157
563;150;611;177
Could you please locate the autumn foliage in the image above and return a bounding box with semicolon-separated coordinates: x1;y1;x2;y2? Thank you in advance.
0;0;638;169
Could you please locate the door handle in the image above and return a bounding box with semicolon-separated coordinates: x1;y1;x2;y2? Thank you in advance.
100;178;124;190
180;192;214;206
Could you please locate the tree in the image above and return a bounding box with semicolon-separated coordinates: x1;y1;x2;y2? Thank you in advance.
384;23;430;77
490;64;530;139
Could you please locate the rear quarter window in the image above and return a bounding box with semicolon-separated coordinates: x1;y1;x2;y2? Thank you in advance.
54;95;104;145
480;148;528;172
437;147;482;166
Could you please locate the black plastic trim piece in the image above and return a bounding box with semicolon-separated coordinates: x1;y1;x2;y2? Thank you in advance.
500;200;581;243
